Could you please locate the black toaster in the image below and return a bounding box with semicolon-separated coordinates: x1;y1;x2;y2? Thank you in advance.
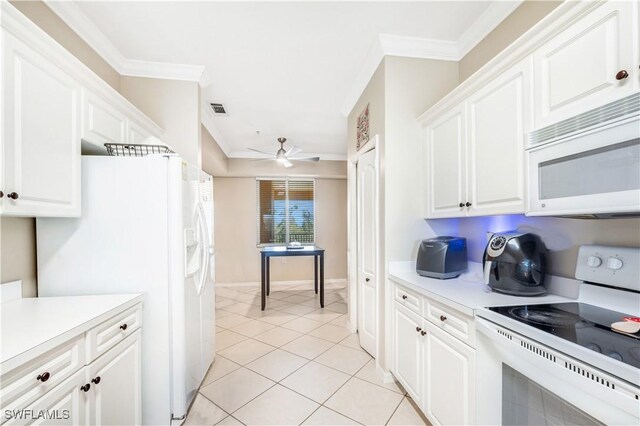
416;236;468;279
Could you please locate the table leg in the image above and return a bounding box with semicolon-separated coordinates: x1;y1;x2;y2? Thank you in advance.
266;256;271;296
261;254;266;311
314;255;318;294
320;252;325;308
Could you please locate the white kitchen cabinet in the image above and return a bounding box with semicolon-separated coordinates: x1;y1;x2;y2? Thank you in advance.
1;30;81;217
392;302;424;404
533;1;638;129
127;120;152;145
81;89;127;147
86;331;141;426
423;320;475;426
424;104;466;218
466;59;530;216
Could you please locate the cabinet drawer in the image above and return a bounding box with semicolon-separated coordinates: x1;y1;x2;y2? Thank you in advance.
86;304;142;363
0;336;84;419
424;300;475;347
394;283;422;315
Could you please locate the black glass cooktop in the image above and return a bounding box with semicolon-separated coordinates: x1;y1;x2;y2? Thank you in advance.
489;302;640;369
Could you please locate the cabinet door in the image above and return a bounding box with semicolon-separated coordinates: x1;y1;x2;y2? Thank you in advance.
392;302;424;405
466;59;529;216
422;322;475;426
81;89;127;147
127;120;151;145
1;31;81;217
5;369;88;425
86;330;141;426
533;1;637;128
424;104;466;218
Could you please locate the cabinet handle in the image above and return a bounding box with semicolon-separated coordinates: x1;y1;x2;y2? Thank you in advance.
36;372;50;382
421;330;427;336
91;376;101;385
459;202;464;208
615;70;629;80
365;278;370;282
80;384;91;392
119;324;128;331
465;202;471;207
415;326;421;332
401;295;408;300
7;192;19;200
440;315;447;322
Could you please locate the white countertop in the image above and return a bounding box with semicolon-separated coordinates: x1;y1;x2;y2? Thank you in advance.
388;261;574;316
1;294;143;372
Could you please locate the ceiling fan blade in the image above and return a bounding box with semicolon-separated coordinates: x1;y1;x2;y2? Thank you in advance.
283;159;293;168
251;158;275;163
290;157;320;162
286;146;302;157
248;147;275;157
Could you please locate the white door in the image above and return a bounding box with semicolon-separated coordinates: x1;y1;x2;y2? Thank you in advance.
392;303;424;405
425;105;466;218
356;148;377;357
9;369;87;425
1;31;81;217
466;59;529;216
87;331;142;426
423;321;475;426
533;1;637;128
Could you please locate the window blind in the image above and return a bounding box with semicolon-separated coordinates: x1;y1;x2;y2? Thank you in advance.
257;179;315;245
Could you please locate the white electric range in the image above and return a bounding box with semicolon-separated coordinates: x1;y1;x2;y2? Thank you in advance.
476;245;640;425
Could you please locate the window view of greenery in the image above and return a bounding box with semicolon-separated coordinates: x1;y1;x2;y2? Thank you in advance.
257;179;315;245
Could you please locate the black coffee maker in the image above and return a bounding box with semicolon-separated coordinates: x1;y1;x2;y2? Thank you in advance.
483;231;547;296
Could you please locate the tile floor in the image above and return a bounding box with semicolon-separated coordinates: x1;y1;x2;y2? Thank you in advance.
184;282;430;426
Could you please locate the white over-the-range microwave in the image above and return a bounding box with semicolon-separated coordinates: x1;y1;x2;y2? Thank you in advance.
527;93;640;218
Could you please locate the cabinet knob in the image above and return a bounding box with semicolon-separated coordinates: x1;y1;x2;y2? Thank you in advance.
421;330;427;336
0;191;3;198
465;202;471;207
440;315;447;322
37;372;50;382
615;70;629;80
402;295;408;300
365;278;370;282
119;324;128;331
91;376;101;385
80;384;91;392
459;202;464;208
7;192;19;200
415;326;421;332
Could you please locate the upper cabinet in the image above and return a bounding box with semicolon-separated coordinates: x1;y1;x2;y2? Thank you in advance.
533;1;638;129
420;0;638;219
1;2;164;217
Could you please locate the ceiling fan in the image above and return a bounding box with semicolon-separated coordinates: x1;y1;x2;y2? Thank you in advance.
249;137;320;168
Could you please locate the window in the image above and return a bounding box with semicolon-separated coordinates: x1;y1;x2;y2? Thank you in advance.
257;178;315;245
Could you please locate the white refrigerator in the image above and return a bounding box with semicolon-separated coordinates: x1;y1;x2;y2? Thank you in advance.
37;155;216;425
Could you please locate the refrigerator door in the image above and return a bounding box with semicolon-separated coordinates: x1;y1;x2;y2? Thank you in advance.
199;172;216;377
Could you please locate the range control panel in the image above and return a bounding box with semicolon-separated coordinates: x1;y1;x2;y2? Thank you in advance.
575;245;640;292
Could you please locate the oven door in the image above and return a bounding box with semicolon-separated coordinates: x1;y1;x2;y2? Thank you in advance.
527;116;640;216
476;318;640;425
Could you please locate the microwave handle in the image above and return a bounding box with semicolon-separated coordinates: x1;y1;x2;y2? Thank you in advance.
483;260;493;285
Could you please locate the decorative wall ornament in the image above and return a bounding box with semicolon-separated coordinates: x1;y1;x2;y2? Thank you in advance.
356;103;370;150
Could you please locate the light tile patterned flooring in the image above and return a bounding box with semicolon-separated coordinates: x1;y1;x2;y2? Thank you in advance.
185;282;430;426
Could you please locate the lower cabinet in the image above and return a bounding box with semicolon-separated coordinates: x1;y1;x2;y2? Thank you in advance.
392;286;476;425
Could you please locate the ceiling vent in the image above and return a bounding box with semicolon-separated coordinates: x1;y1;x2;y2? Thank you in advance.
210;103;228;116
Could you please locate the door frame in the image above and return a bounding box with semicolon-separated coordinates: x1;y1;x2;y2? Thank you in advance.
347;135;381;357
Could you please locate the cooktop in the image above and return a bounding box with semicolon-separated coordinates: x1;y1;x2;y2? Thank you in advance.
488;302;640;369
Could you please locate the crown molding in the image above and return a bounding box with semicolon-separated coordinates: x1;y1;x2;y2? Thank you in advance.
341;0;524;116
43;0;208;86
228;150;348;162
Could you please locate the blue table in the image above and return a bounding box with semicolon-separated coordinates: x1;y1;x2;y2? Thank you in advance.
260;246;325;310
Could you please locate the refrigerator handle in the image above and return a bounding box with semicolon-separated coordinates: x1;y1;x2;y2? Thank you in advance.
196;203;210;295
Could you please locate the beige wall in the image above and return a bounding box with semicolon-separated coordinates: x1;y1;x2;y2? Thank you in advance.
0;218;38;297
459;0;562;82
9;0;121;91
120;76;201;166
201;125;229;176
214;176;347;284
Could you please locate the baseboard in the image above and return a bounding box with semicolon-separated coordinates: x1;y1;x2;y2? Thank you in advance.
217;278;347;288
